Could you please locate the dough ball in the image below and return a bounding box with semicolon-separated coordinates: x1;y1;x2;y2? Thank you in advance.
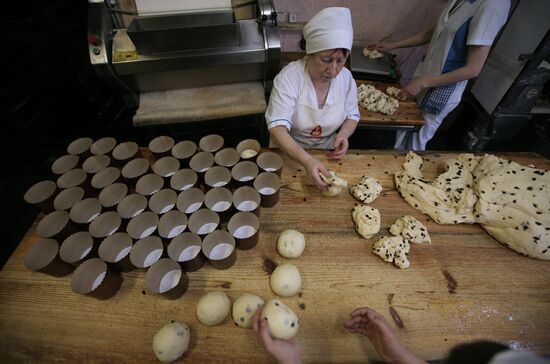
362;48;383;59
196;291;231;326
261;299;299;340
389;215;431;244
372;236;410;269
350;176;383;203
386;86;401;97
240;149;258;159
153;321;190;363
232;293;264;328
352;205;381;239
320;169;348;197
270;264;302;297
277;229;306;258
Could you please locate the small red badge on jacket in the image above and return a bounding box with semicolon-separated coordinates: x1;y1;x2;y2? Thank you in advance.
310;125;322;138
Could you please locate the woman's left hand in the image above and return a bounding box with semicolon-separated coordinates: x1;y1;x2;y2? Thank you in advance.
400;78;427;99
328;133;348;160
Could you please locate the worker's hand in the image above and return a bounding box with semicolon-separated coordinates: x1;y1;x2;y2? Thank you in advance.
329;133;348;160
367;41;397;52
400;78;427;99
303;156;330;189
253;307;302;364
344;307;427;364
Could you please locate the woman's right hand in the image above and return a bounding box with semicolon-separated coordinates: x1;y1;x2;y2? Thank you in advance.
367;41;397;52
304;156;330;189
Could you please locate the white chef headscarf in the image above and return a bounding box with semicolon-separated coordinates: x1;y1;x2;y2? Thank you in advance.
303;7;353;55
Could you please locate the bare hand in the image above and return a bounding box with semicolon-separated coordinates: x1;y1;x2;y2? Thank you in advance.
303;156;330;189
367;41;396;52
400;78;426;99
328;133;348;160
253;307;302;364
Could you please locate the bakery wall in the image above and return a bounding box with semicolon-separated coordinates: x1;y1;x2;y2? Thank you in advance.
274;0;447;85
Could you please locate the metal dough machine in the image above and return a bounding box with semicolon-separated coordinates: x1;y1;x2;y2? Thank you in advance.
87;0;280;126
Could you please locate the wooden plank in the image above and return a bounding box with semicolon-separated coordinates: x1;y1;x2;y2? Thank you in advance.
1;150;549;363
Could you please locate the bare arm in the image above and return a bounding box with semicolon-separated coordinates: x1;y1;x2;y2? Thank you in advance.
329;119;358;160
369;27;435;52
269;126;329;189
401;45;491;98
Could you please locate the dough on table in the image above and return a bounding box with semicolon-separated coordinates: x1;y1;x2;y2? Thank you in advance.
277;229;306;258
153;321;190;363
390;215;431;244
372;235;410;269
386;86;401;97
357;83;399;115
232;293;264;328
320;169;348;197
196;291;231;326
352;205;381;239
362;48;384;59
350;175;383;203
261;299;299;340
270;263;302;297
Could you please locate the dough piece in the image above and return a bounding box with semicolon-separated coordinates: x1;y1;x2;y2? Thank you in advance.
270;264;302;297
362;48;384;59
320;169;348;197
153;321;190;363
386;86;401;97
372;236;410;269
352;205;381;239
261;299;299;340
277;229;306;258
390;215;431;244
357;84;399;115
240;149;258;159
350;176;383;203
196;291;231;326
232;293;264;329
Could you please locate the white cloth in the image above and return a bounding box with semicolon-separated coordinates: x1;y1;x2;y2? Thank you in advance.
265;59;359;149
488;350;550;364
303;7;353;54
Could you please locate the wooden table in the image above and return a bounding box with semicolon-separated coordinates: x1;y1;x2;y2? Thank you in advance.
1;150;549;363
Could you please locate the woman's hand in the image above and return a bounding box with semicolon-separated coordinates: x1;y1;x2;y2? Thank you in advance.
303;156;330;189
400;78;427;99
253;307;302;364
328;132;349;160
367;41;397;52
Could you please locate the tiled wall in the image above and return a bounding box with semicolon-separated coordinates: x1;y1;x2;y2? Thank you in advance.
275;0;447;84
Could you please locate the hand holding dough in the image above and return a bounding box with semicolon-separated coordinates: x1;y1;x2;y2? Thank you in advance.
261;299;299;340
232;293;264;328
277;229;306;258
320;169;348;197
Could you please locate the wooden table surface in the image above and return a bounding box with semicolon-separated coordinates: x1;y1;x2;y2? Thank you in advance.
1;150;549;363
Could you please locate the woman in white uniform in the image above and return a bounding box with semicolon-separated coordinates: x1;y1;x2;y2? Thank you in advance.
369;0;510;151
265;7;360;189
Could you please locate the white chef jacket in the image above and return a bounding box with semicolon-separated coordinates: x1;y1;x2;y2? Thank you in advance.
265;58;360;149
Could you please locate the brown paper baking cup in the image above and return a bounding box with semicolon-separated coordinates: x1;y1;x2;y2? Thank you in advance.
51;154;80;175
98;183;128;210
257;151;283;176
172;140;197;166
214;148;240;168
158;210;188;240
112;141;140;166
59;231;96;266
146;258;189;299
130;235;164;269
82;154;111;174
236;139;261;160
70;197;102;227
152;156;180;180
254;172;281;208
204;187;233;222
37;210;80;241
126;211;159;240
149;136;175;159
231;161;259;187
227;211;260;250
149;189;177;215
204;166;232;189
199;134;224;153
24;180;58;213
71;258;122;299
24;238;74;276
176;187;204;214
170;169;198;191
202;230;236;269
54;186;85;211
136;173;164;196
98;232;134;272
57;168;88;190
189;151;214;184
91;167;121;191
89;211;121;239
121;158;151;187
188;209;220;237
233;186;261;216
167;232;204;271
117;193;147;220
67;137;93;157
90;137;117;156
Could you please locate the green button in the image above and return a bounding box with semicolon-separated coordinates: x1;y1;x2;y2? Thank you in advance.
92;48;101;55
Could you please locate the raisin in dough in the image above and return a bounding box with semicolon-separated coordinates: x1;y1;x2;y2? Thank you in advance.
262;299;299;340
372;235;410;269
320;169;348;197
232;293;264;328
352;205;381;239
350;176;383;203
357;84;399;115
390;215;431;244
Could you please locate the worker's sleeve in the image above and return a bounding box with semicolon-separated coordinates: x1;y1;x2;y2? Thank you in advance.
342;69;360;121
467;0;510;46
265;66;301;131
